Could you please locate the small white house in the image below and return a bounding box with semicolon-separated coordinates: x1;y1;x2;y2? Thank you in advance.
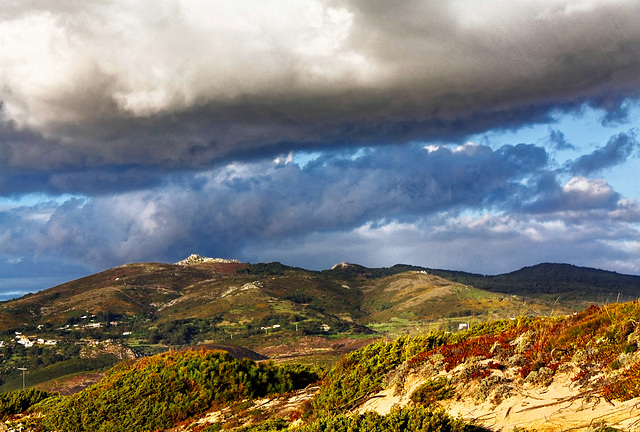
15;335;33;347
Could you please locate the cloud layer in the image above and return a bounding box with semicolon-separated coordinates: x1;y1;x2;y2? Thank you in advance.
2;136;639;275
2;0;640;181
1;1;640;294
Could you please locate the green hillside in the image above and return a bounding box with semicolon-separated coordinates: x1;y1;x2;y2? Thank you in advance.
0;346;490;431
4;300;640;430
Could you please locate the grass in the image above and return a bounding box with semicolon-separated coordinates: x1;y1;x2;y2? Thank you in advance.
0;355;119;393
274;353;343;369
452;285;500;300
367;318;445;338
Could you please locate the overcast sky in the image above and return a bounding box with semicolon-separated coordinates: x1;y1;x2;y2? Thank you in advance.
1;0;640;298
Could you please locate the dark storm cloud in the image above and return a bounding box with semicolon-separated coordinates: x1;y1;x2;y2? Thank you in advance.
596;97;634;126
1;136;639;280
1;0;640;183
571;131;639;175
0;142;557;267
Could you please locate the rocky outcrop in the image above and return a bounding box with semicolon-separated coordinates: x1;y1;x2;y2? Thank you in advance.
174;254;240;266
331;262;355;269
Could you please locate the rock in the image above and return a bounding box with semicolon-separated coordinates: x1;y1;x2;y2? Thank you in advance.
174;254;239;266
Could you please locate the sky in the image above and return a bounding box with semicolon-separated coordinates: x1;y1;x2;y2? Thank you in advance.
1;0;640;299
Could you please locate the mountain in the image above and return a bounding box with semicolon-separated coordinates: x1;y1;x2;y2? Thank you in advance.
4;258;638;343
0;258;638;394
1;259;590;337
429;262;640;302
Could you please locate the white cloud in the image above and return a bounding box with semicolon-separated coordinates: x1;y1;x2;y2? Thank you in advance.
250;209;640;274
610;198;640;222
562;176;616;208
274;152;294;165
424;145;440;153
0;0;373;129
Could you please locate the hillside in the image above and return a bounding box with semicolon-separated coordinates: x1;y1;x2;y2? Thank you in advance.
4;260;635;336
0;260;574;344
335;300;640;431
0;258;637;393
430;263;640;302
4;300;640;431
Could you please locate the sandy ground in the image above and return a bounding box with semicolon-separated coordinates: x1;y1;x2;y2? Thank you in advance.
357;365;640;431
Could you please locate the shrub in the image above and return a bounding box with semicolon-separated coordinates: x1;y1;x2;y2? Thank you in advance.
490;383;513;405
34;349;320;432
602;362;640;401
297;406;491;432
312;334;450;414
0;388;52;420
410;377;454;406
233;418;289;431
524;367;554;387
475;375;506;402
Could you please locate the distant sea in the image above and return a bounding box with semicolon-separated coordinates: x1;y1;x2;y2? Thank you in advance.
0;292;28;302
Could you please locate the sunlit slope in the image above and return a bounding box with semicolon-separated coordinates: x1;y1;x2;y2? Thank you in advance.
0;260;634;337
360;271;565;323
8;300;640;431
0;262;237;330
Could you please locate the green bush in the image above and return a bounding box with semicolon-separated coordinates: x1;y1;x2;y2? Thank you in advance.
33;349;320;432
312;334;450;414
234;418;289;431
202;407;487;432
410;377;454;406
0;388;52;420
298;406;490;432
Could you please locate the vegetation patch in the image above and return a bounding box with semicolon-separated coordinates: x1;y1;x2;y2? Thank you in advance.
0;388;52;420
32;349;321;432
312;334;450;414
298;406;490;432
409;377;455;406
0;354;119;393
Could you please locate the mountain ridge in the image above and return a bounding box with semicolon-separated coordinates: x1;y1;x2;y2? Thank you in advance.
427;262;640;301
0;258;637;395
4;260;639;330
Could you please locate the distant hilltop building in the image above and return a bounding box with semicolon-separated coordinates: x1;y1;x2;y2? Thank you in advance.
331;262;354;270
174;254;240;266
